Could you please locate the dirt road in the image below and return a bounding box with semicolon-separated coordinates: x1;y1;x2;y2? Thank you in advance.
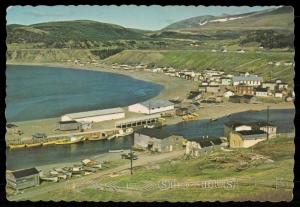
8;149;185;201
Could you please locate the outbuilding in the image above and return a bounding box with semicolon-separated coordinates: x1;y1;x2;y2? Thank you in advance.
6;168;40;190
128;100;175;114
58;120;80;131
229;130;267;148
61;107;125;123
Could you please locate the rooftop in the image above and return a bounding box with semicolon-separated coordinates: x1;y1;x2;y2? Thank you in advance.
11;168;39;178
115;114;161;125
224;121;252;128
233;75;263;82
256;88;268;92
135;128;173;139
237;130;267;136
64;107;124;119
139;100;174;109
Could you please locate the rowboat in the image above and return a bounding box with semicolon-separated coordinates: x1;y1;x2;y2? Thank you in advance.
107;134;116;140
42;140;57;146
87;136;103;141
8;144;26;149
25;142;42;148
108;149;124;153
55;136;84;145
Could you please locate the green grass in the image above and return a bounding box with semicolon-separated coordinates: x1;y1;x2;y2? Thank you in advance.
105;49;294;84
29;137;294;201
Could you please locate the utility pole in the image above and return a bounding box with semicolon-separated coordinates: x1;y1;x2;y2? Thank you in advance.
267;105;270;141
130;146;133;175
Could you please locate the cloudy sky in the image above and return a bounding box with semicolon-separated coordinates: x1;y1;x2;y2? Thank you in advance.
7;5;277;30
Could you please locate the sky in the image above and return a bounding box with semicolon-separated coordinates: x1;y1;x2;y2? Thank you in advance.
6;5;277;30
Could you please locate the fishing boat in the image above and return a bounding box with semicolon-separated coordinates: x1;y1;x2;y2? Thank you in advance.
55;136;84;145
210;118;218;122
25;142;42;148
107;134;116;140
40;176;59;182
87;135;103;141
8;143;26;149
42;140;57;146
108;149;124;153
116;128;133;137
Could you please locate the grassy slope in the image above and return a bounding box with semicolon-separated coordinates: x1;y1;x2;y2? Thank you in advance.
105;49;294;84
31;137;294;201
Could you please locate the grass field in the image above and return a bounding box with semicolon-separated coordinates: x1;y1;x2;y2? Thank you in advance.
29;136;294;202
105;49;294;84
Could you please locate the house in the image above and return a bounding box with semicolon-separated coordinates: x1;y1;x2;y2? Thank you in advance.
58;120;80;131
198;85;206;92
220;78;232;86
133;129;185;152
223;91;235;98
229;130;267;148
187;91;202;101
229;95;257;104
278;83;288;90
275;79;282;84
232;74;263;86
6;168;40;190
274;91;284;98
32;133;47;139
175;108;189;116
262;82;277;91
61;108;125;123
128;100;175;115
206;85;220;93
235;85;254;95
255;87;269;97
251;122;277;138
224;122;252;138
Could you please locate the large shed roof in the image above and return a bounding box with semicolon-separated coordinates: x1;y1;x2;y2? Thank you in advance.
11;168;39;178
233;75;263;82
64;107;124;119
139;100;174;109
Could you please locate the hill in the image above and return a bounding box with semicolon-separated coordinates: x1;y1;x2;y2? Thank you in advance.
104;49;294;85
6;20;147;48
162;6;293;32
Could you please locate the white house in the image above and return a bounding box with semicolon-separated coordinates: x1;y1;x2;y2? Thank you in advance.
275;92;283;98
61;108;125;123
262;82;277;91
255;88;268;97
224;91;235;98
220;78;232;86
232;74;263;86
128;100;175;114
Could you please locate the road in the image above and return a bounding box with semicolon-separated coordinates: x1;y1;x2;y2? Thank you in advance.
8;149;185;201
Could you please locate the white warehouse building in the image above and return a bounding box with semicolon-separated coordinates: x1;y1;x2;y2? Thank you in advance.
128;100;175;114
61;107;125;123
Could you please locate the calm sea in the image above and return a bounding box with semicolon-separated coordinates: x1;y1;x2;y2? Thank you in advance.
5;65;163;122
6;109;294;170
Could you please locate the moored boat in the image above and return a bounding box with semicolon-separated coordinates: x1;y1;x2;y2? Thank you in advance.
55;136;84;145
108;149;124;153
116;128;133;137
8;144;26;149
42;140;57;146
25;142;42;148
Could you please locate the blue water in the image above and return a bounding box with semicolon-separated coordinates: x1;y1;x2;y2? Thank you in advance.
5;65;163;122
6;109;294;170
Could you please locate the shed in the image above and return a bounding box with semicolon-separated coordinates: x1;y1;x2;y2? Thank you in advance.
229;130;267;148
128;100;175;114
6;168;40;190
58;120;79;131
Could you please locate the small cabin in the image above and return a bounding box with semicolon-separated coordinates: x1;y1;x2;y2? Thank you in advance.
6;168;40;190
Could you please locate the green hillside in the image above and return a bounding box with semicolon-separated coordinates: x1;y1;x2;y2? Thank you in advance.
105;49;294;84
6;20;147;47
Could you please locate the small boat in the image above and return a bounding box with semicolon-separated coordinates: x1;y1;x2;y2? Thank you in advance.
25;142;42;148
87;136;103;141
116;128;134;137
108;149;124;153
40;176;59;182
210;118;218;122
55;136;84;145
42;140;57;146
107;134;116;140
144;124;155;128
8;144;26;149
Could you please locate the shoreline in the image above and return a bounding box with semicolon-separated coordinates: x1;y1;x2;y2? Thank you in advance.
6;62;294;141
